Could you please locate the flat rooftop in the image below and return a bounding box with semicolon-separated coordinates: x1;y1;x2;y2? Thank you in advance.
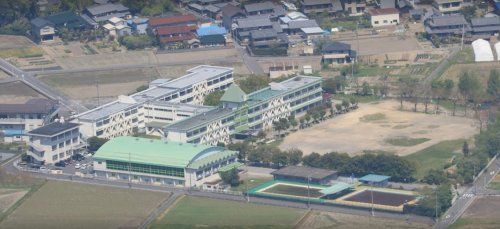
248;75;321;102
165;65;233;89
76;100;137;121
164;108;233;131
149;100;212;113
28;122;80;137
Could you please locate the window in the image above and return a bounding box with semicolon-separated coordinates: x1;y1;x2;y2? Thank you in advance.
383;20;388;23
59;153;64;158
52;155;58;161
66;140;71;145
52;145;57;151
106;160;185;177
59;142;64;148
374;21;379;24
96;130;104;136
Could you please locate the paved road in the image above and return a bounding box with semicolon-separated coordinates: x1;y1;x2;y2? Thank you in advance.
234;42;264;75
421;48;459;90
435;155;499;229
0;58;88;113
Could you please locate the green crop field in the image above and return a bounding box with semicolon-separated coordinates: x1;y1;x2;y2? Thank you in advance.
404;139;464;179
151;196;305;228
0;181;168;229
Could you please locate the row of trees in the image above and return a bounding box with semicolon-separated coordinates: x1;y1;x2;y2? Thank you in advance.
303;152;416;182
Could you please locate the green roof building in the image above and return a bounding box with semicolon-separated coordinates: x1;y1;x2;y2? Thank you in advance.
92;136;239;187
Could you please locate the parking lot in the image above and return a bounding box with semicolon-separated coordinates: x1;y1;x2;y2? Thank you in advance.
19;152;94;176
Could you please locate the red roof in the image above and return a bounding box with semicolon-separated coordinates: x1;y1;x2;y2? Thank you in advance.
156;25;198;36
149;14;197;27
369;8;399;16
160;33;196;43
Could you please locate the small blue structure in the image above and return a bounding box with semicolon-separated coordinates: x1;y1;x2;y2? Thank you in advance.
196;25;227;36
359;174;391;187
127;17;149;34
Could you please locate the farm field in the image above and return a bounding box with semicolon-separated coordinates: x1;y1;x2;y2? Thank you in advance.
450;196;500;229
151;196;305;228
0;81;45;104
299;210;432;229
404;139;465;179
0;35;44;59
343;190;416;207
280;100;478;156
0;181;168;229
263;184;324;198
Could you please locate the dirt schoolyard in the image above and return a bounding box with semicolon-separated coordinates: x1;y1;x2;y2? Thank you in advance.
280;100;478;156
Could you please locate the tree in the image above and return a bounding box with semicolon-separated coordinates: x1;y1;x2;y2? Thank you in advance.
227;142;251;162
349;97;357;108
120;34;153;50
398;77;419;110
302;152;322;167
487;70;499;101
458;72;480;115
335;104;342;113
271;150;288;167
460;5;477;21
219;168;240;187
286;148;303;165
121;0;174;16
361;82;370;96
462;141;469;157
431;79;454;113
423;169;447;185
406;183;452;217
87;137;108;152
320;152;350;170
256;130;266;140
341;99;350;112
203;90;224;106
237;75;270;93
288;115;298;129
136;85;148;92
273;118;289;137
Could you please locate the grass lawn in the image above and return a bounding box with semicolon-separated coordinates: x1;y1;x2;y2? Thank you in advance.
404;139;465;179
359;113;387;122
151;196;305;229
385;137;430;147
333;94;380;103
0;181;168;229
450;218;499;229
231;177;272;192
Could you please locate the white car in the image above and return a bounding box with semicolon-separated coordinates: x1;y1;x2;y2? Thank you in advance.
75;164;80;169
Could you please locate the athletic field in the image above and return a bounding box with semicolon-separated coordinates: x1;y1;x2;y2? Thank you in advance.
151;196;305;228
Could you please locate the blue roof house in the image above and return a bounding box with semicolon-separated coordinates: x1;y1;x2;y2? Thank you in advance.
359;174;391;187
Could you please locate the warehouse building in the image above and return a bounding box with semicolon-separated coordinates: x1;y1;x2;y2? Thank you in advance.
163;75;323;145
92;136;239;187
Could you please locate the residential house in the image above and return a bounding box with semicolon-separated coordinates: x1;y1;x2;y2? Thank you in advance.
26;120;84;165
221;4;246;30
425;14;471;37
44;11;91;31
234;17;275;41
103;17;131;37
300;0;343;15
433;0;470;14
470;17;500;39
321;42;355;64
369;8;400;27
155;25;199;47
379;0;395;8
244;1;286;19
342;0;366;16
148;14;198;30
30;18;55;43
250;28;289;55
188;3;222;19
197;25;227;46
0;98;59;143
284;19;320;34
127;17;149;34
84;3;130;22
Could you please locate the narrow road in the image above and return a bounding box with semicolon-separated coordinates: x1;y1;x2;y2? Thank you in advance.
139;192;182;229
435;155;499;228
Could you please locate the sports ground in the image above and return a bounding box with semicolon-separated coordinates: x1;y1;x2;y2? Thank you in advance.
151;196;305;228
0;181;168;229
343;190;416;206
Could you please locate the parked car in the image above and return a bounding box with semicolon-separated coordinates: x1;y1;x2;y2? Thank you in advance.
75;163;81;169
55;161;66;167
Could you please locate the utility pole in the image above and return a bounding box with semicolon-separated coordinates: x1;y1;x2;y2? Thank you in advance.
460;24;465;51
128;151;132;189
435;188;439;222
370;184;374;216
95;78;100;107
307;176;311;209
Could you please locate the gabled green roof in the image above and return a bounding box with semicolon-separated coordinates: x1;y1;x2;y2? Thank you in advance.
220;84;247;103
93;136;215;168
320;182;353;195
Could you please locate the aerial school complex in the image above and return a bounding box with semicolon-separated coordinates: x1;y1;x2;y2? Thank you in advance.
73;65;323;145
74;65;323;186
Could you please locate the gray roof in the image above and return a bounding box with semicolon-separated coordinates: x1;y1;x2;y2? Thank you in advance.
380;0;396;9
77;101;138;121
30;17;54;28
302;0;332;6
149;101;212;113
0;99;57;114
322;42;351;53
86;3;129;15
244;2;275;13
205;4;220;13
288;19;319;29
271;166;338;180
471;17;500;27
236;17;272;29
28;122;79;137
164;108;234;131
250;28;278;39
435;0;463;3
428;14;468;27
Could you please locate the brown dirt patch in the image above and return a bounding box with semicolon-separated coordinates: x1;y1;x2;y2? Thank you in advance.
280;100;478;156
0;81;45;103
0;189;28;213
